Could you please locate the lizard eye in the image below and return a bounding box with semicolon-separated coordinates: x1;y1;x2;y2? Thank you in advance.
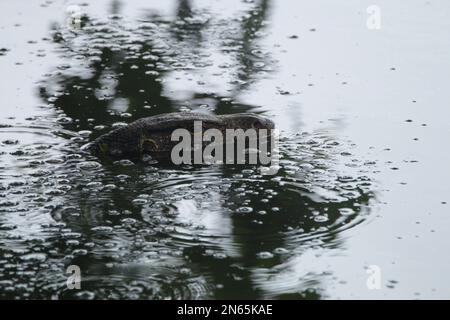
142;138;158;152
99;143;109;153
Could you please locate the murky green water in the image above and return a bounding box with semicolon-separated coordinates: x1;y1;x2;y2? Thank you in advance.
0;0;449;299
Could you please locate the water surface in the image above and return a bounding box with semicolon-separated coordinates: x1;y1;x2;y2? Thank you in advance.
0;0;449;299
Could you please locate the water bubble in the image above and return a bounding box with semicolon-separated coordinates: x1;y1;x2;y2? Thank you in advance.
44;189;66;196
56;116;73;124
30;169;52;177
78;130;92;137
114;159;134;166
274;247;289;254
314;215;329;223
338;208;355;216
0;223;16;230
132;198;148;205
77;161;102;170
0;200;18;207
2;139;19;145
256;251;274;259
212;252;228;259
86;181;103;188
112;122;128;128
46;157;66;164
72;249;88;256
121;218;137;224
74;291;95;300
94;125;106;131
120;112;132;118
107;210;120;216
236;206;253;214
21;253;47;262
91;226;113;233
116;174;130;181
61;232;82;239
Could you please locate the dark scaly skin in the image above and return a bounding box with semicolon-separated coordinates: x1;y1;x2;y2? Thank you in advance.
82;112;275;159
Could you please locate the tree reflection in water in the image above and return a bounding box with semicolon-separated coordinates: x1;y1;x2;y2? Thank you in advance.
31;0;377;299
